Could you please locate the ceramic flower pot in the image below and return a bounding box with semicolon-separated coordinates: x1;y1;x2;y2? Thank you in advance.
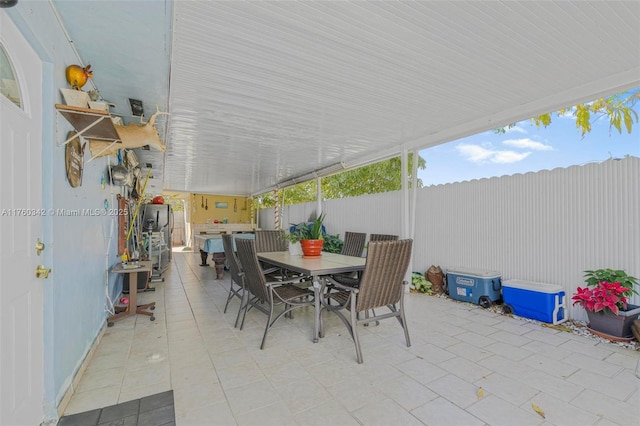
586;304;640;338
300;239;323;258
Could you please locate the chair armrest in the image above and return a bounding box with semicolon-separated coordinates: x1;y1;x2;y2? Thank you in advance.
261;266;280;275
264;275;309;288
325;276;360;294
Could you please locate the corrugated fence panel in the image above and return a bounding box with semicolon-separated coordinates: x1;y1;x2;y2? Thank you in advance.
259;191;402;240
415;157;639;320
323;191;403;239
260;157;639;320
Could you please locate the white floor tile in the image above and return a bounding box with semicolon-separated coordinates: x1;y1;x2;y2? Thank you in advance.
177;401;236;426
411;397;485;426
375;375;438;411
524;392;599;426
474;372;538;406
352;398;424;425
75;366;124;393
325;377;388;413
64;385;120;415
294;399;360;426
173;381;226;415
570;388;639;426
235;401;297;426
466;394;542;426
426;373;484;409
274;377;332;414
224;378;280;416
61;251;640;426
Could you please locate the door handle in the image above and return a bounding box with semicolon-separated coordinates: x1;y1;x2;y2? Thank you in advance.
35;265;51;279
35;238;45;256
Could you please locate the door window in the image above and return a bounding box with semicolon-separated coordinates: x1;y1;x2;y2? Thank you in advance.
0;43;22;108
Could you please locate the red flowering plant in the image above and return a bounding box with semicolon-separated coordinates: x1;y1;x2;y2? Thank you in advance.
571;281;628;315
573;269;639;315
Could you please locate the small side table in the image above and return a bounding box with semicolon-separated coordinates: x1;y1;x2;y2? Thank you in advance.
108;261;155;326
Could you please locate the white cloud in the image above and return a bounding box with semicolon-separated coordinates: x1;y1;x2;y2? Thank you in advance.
505;125;527;134
456;144;495;162
503;138;553;151
493;150;531;163
456;143;531;164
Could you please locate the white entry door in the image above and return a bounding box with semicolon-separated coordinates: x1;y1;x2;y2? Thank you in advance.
0;11;45;426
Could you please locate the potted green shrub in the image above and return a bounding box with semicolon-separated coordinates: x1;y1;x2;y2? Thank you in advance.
572;269;640;339
286;213;326;257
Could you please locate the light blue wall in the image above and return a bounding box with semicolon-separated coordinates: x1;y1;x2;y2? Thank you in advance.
7;4;122;421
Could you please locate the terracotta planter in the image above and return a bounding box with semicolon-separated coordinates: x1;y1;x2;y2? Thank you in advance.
300;239;324;258
586;304;640;338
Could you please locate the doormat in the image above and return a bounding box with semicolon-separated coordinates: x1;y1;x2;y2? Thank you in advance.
58;390;174;426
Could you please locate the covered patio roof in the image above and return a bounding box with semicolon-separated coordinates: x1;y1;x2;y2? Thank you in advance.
52;1;640;196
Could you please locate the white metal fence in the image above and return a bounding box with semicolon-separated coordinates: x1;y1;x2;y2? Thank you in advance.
259;156;640;320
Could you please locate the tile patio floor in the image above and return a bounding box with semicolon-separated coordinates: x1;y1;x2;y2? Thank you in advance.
63;251;640;425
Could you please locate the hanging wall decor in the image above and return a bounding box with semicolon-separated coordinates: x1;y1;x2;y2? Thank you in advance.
65;131;85;187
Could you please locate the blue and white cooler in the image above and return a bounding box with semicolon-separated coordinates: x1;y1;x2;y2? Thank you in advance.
502;279;566;324
446;267;502;308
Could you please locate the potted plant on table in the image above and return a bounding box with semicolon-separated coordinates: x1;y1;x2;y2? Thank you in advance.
572;269;640;339
286;213;326;257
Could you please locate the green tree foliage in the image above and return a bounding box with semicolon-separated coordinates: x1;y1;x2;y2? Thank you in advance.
258;153;426;207
497;89;639;137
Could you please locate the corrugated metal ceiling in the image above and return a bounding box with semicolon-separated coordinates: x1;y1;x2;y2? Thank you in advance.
53;1;640;196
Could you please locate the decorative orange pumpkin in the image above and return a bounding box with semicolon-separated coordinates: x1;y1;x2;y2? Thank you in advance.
65;64;93;90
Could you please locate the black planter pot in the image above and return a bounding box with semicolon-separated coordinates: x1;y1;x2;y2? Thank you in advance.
586;304;640;338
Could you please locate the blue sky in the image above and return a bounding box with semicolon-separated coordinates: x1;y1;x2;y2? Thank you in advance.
418;102;640;186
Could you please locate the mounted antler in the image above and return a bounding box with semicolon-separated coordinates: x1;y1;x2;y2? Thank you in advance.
147;106;170;127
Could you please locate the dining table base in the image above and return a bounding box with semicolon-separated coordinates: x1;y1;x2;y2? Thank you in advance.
256;251;366;344
312;277;322;343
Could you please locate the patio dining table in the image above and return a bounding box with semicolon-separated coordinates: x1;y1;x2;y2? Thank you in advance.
257;251;366;343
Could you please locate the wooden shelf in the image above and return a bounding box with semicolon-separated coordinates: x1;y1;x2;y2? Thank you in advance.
55;103;121;145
